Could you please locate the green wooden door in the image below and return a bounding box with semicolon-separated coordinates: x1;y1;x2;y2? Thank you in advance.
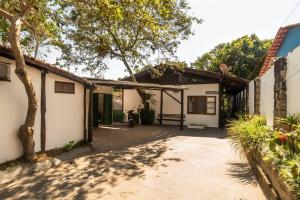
104;94;113;125
93;93;99;127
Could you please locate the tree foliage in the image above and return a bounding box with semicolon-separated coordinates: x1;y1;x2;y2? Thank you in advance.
0;0;63;58
192;34;272;79
59;0;201;78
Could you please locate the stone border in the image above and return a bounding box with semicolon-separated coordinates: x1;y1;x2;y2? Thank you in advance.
247;151;298;200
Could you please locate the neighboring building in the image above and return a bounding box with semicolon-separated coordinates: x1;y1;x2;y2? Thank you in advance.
122;67;248;128
249;23;300;126
260;23;300;76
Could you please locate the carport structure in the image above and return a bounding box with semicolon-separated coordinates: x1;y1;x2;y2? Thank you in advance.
86;78;188;142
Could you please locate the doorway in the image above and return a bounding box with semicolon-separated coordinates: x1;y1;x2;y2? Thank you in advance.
93;93;113;127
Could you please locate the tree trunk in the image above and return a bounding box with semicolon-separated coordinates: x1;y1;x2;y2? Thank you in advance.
121;57;149;110
34;42;39;58
9;18;38;161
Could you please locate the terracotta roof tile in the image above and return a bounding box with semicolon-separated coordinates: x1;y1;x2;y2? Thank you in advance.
259;23;300;76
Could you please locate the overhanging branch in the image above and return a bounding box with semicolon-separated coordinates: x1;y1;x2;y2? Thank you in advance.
0;8;13;21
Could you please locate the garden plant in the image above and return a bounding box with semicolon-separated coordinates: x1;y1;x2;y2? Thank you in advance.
227;114;300;198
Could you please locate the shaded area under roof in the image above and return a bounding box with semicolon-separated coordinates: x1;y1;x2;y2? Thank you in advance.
86;78;188;91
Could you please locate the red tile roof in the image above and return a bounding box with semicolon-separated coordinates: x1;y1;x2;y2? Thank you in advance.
259;23;300;76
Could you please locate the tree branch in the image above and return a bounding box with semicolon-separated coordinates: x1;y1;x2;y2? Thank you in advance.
19;0;33;17
0;8;13;21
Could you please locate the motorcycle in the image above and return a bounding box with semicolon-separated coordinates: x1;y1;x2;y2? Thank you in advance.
127;110;135;128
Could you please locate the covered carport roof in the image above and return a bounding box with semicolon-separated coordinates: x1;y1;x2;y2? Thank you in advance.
86;78;188;91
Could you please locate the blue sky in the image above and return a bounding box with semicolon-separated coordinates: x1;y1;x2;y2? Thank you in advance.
46;0;300;80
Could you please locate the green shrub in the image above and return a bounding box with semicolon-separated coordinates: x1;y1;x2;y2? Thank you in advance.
63;140;87;152
227;115;271;156
139;108;155;125
113;110;125;122
228;114;300;197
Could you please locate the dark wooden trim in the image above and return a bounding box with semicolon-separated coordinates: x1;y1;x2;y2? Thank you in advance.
122;89;124;112
88;86;94;143
187;96;217;115
180;89;184;130
160;90;163;125
218;82;224;128
54;81;75;94
83;87;87;141
0;46;87;85
163;90;181;104
157;118;186;122
40;70;47;151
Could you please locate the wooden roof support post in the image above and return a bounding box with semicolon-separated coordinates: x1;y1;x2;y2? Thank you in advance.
180;89;184;131
40;70;47;151
218;81;224;128
88;84;95;143
83;87;87;142
160;90;163;125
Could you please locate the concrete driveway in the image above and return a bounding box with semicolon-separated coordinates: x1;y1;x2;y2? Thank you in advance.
0;125;265;200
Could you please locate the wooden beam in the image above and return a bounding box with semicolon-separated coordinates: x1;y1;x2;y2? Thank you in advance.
180;89;184;130
88;86;94;143
160;90;163;125
40;70;47;151
122;89;124;112
83;87;87;141
163;90;181;104
218;82;224;128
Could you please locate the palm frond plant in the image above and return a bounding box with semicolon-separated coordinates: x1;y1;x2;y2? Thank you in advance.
227;114;271;157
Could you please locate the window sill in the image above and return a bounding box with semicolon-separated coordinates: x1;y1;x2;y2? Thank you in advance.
0;79;11;82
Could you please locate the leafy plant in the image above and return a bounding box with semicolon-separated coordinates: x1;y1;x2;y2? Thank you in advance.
227;115;270;156
63;140;89;152
275;114;300;132
228;114;300;197
139;109;155;125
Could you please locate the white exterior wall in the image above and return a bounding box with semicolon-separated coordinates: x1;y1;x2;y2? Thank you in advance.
248;80;255;114
94;85;112;94
45;73;85;150
123;84;219;127
0;57;41;163
0;56;86;163
286;45;300;115
260;66;274;126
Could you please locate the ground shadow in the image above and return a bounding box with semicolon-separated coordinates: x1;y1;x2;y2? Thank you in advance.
226;162;258;186
0;138;182;199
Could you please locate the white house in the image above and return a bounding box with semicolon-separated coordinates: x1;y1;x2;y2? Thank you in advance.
122;67;249;128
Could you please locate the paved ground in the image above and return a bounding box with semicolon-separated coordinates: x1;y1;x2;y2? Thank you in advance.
0;125;265;200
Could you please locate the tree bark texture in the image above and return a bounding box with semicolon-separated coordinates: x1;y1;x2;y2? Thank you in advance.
122;57;149;110
9;18;38;161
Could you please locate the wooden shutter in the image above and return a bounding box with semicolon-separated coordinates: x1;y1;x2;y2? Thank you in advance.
206;96;216;115
55;81;75;94
187;96;216;115
198;96;206;114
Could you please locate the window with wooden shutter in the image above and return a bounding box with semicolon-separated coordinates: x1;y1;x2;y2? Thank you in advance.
187;96;216;115
55;81;75;94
